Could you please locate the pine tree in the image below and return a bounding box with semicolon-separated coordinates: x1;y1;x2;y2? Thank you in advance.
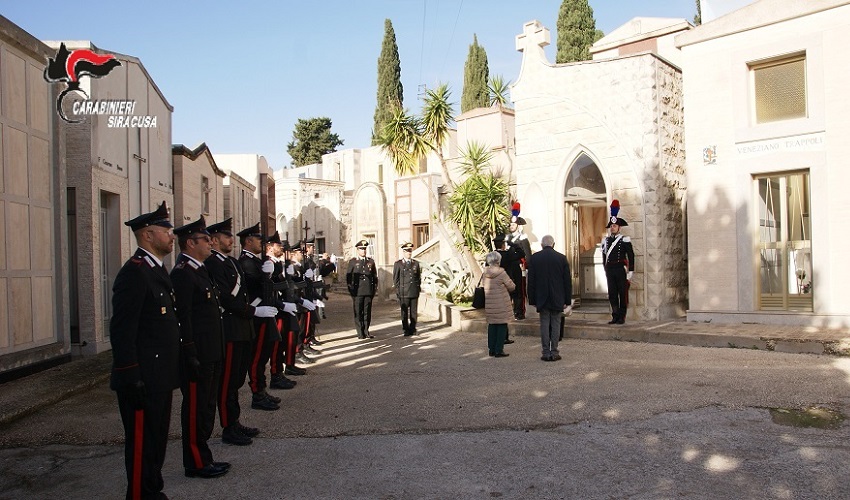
461;34;490;113
372;18;403;145
556;0;600;63
287;117;344;167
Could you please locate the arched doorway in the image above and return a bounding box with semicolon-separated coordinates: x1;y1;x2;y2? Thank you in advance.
564;153;608;305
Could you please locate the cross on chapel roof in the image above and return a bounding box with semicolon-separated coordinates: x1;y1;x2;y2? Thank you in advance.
515;20;550;58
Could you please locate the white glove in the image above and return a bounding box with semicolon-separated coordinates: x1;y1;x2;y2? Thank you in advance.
253;305;277;318
261;260;274;275
280;302;297;316
304;269;315;280
301;299;316;311
315;299;325;308
285;264;295;276
627;271;634;281
564;305;573;316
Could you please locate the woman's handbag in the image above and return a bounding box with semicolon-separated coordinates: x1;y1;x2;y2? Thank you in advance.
472;277;485;309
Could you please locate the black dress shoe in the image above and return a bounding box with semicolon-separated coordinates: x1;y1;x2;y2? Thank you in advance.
256;390;281;404
251;396;279;411
303;345;321;355
269;376;296;390
285;365;307;376
222;426;252;446
489;351;495;357
296;352;315;364
503;339;515;345
608;319;618;324
365;333;374;339
494;352;509;358
212;461;231;471
310;338;323;346
237;423;260;438
550;354;562;361
185;463;228;479
616;318;625;324
541;355;552;361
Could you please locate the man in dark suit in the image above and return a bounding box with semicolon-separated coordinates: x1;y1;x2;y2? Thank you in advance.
393;242;421;336
527;235;573;362
171;216;229;479
206;219;274;446
346;239;378;339
110;201;180;499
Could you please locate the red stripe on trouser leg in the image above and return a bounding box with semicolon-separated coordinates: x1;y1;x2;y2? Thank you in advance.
302;312;311;344
132;409;144;500
188;381;203;468
285;328;296;366
219;343;233;426
249;324;266;393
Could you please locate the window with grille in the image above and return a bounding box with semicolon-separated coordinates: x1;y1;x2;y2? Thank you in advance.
756;172;812;311
751;54;806;124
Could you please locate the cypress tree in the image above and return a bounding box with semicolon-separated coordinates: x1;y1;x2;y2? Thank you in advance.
556;0;600;63
372;18;403;145
461;34;489;113
694;0;702;25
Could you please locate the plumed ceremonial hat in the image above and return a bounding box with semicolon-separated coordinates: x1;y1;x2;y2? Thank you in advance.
400;241;414;251
510;201;526;225
125;200;172;232
206;218;233;236
355;239;369;249
606;200;629;228
173;215;209;237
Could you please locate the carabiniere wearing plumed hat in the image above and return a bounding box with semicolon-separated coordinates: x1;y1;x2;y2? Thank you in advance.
601;200;635;325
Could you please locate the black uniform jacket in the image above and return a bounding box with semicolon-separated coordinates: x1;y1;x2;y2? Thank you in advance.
171;253;224;363
497;245;524;289
346;257;378;297
239;250;280;341
393;258;421;299
109;248;181;392
601;235;635;271
205;250;254;342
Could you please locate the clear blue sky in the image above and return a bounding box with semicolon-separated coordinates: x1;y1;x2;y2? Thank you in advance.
5;1;698;169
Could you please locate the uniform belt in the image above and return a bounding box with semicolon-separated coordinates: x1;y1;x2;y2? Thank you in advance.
605;261;626;267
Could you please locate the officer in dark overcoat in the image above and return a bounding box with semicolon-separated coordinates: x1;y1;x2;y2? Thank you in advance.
110;201;180;500
205;218;273;445
238;223;282;411
346;239;378;339
601;200;635;324
171;216;229;479
393;242;422;336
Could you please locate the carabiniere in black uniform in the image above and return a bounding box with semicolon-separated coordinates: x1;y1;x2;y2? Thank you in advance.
601;200;635;325
110;201;180;500
347;239;378;339
170;215;229;478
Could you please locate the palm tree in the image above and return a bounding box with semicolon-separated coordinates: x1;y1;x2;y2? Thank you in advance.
488;75;511;108
450;141;511;252
421;83;455;190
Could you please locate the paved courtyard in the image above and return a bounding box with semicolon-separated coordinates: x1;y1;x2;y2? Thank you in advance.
1;294;848;499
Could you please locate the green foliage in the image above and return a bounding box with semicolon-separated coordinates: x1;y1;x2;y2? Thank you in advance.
448;141;511;253
286;117;343;167
488;75;511;108
377;83;455;186
421;258;471;304
461;34;490;113
694;0;702;25
556;0;600;63
373;19;403;145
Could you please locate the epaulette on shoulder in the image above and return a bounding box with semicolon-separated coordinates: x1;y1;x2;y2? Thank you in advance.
130;257;144;266
187;260;200;270
215;253;226;261
623;236;631;243
141;255;157;268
